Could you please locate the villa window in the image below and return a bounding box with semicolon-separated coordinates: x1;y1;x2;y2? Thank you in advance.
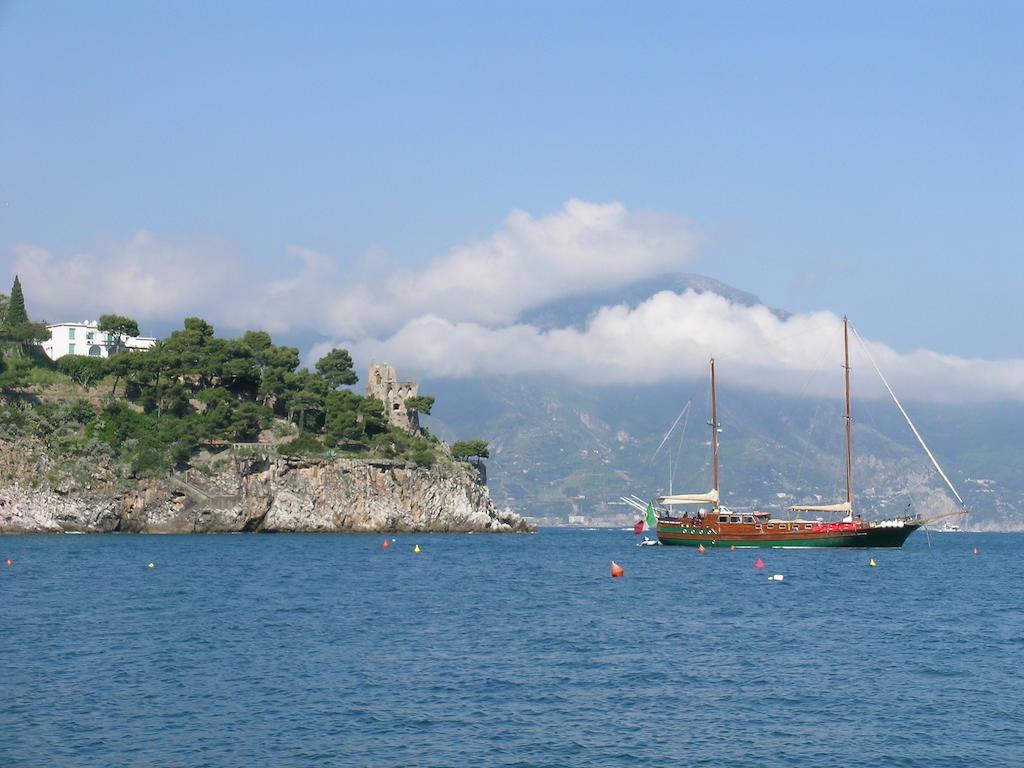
68;343;76;354
68;328;76;340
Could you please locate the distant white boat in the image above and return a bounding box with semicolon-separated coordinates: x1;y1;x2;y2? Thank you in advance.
939;523;963;532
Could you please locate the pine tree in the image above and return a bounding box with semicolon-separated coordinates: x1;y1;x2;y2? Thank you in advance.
6;275;28;325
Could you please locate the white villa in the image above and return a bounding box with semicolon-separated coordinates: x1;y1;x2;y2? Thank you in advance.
40;321;158;361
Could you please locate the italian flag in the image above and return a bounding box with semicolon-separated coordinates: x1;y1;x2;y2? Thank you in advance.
646;502;657;530
635;502;658;533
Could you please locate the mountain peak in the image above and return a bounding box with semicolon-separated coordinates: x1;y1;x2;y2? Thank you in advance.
518;272;788;331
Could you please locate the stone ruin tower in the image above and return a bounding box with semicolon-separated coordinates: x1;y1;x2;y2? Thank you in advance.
366;363;420;433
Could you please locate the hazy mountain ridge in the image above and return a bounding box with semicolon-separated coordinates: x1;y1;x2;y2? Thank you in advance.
425;275;1022;530
519;272;788;331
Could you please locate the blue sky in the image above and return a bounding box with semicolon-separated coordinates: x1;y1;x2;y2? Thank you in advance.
1;1;1022;389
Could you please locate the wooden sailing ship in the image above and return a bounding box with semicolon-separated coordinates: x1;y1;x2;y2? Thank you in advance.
652;318;964;548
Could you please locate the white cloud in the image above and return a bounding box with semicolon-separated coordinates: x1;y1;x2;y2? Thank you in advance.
341;290;1024;404
325;199;700;337
6;199;699;340
9;231;239;326
229;244;340;334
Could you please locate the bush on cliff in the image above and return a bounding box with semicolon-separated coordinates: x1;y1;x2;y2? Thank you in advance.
279;434;326;457
56;356;108;387
88;402;194;475
453;439;490;463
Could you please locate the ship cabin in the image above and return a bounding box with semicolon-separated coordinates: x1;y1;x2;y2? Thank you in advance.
714;510;772;530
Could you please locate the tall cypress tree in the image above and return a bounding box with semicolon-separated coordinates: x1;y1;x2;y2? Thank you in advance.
6;275;28;325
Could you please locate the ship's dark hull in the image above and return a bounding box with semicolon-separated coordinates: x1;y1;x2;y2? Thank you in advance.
656;521;921;548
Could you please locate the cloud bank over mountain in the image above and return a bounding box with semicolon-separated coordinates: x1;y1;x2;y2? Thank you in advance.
8;199;1024;402
342;290;1024;403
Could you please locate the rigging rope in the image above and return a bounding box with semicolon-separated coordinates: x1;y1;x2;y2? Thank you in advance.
651;400;691;465
671;402;692;492
850;325;968;510
855;392;918;512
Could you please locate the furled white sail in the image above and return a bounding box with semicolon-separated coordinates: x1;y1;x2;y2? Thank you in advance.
659;490;719;506
787;501;852;513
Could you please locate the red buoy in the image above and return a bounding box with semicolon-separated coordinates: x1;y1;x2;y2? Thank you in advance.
382;539;390;549
4;559;11;566
754;557;765;569
610;561;624;578
697;545;706;554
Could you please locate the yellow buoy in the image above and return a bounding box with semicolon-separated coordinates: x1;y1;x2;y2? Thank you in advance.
869;559;877;567
414;545;421;554
147;562;156;569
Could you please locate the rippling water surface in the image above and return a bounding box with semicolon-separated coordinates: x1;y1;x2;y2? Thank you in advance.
2;529;1022;767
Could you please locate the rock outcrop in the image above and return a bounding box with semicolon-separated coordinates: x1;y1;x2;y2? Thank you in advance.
0;439;531;534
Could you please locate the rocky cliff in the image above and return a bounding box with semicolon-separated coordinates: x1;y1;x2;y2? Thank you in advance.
0;438;531;534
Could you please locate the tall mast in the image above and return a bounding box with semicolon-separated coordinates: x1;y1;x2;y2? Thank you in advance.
710;357;719;496
843;316;853;510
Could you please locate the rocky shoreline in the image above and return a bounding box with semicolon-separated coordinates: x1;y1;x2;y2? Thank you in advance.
0;439;532;534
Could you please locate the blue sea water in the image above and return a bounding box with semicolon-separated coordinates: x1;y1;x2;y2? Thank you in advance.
1;529;1022;767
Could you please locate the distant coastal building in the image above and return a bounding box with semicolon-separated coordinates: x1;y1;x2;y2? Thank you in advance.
366;363;419;433
40;321;157;361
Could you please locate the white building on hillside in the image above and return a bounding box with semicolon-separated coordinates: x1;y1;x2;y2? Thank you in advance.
40;321;157;361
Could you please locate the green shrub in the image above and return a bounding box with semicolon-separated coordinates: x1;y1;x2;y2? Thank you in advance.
279;434;325;457
410;443;436;467
55;356;107;387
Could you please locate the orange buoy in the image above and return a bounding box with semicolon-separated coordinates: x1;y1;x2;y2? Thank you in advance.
4;559;11;566
754;557;764;569
610;561;624;578
697;544;706;554
382;539;390;549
